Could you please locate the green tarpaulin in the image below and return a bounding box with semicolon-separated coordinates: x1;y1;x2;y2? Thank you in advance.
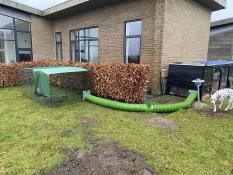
32;66;89;97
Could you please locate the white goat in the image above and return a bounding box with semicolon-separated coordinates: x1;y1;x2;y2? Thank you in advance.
211;88;233;112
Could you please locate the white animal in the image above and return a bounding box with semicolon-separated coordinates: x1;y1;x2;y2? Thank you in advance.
211;88;233;112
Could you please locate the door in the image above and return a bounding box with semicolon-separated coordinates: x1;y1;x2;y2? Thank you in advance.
15;31;33;62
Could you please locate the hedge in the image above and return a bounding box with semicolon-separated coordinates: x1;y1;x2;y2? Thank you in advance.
0;61;150;103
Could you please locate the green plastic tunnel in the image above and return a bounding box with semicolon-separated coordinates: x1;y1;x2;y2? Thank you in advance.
84;91;197;113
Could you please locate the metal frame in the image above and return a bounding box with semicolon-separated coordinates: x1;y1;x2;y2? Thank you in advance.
0;14;33;63
124;19;142;64
55;32;63;60
69;26;99;63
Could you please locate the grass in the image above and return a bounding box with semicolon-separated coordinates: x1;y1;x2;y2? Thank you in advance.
0;87;233;175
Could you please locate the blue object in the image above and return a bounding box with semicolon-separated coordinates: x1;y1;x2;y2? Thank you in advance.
199;60;233;66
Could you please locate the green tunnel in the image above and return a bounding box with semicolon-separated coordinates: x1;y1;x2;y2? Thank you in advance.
84;91;198;113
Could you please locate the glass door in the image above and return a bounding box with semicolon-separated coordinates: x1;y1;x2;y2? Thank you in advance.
15;19;33;62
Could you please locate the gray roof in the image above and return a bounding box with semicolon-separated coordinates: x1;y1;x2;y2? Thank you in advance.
211;17;233;28
0;0;42;15
0;0;227;19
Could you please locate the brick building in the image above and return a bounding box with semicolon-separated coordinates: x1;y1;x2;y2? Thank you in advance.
0;0;225;93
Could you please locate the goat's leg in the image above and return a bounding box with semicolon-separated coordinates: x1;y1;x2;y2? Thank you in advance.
229;99;233;110
225;102;231;111
219;99;224;109
213;103;217;112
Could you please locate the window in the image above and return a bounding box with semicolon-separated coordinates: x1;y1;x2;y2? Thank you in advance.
0;15;14;29
70;27;98;63
125;20;142;64
0;17;16;63
55;32;62;60
17;32;32;48
0;15;32;63
15;19;30;31
15;19;32;62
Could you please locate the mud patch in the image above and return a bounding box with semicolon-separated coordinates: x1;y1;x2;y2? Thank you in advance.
61;128;75;137
195;108;232;118
80;118;97;127
153;95;184;104
45;138;156;175
43;117;156;175
147;117;179;129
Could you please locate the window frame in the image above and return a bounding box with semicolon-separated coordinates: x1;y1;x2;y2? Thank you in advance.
14;18;31;32
14;17;33;62
124;19;142;64
69;30;78;61
0;14;14;30
55;32;63;60
0;14;33;63
69;26;99;63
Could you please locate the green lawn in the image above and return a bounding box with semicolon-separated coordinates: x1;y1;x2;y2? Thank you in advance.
0;87;233;175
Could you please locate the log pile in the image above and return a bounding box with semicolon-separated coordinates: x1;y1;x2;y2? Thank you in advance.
0;61;150;103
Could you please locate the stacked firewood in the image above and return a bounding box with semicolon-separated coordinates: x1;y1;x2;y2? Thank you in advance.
0;61;150;103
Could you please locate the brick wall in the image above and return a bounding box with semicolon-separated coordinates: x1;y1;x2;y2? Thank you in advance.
31;0;212;94
31;15;55;60
53;0;163;93
161;0;211;68
53;0;158;63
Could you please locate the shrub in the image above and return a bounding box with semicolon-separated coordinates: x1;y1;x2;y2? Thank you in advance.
0;61;150;103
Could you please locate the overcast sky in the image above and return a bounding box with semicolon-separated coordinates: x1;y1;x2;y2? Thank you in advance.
211;0;233;21
11;0;233;21
13;0;69;10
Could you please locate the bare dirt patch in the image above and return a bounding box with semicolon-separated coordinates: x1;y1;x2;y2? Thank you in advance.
195;108;232;118
61;128;75;137
80;118;97;127
147;117;179;129
42;118;157;175
153;95;184;104
45;138;156;175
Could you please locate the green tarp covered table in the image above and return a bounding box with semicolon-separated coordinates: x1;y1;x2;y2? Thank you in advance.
32;66;89;97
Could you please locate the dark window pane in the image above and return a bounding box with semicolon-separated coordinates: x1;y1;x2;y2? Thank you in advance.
70;42;76;61
0;15;14;29
89;40;98;63
229;68;233;79
17;32;31;48
55;32;62;60
220;68;229;89
126;38;140;64
0;29;15;40
126;21;142;36
15;19;30;31
19;50;32;62
75;42;80;61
